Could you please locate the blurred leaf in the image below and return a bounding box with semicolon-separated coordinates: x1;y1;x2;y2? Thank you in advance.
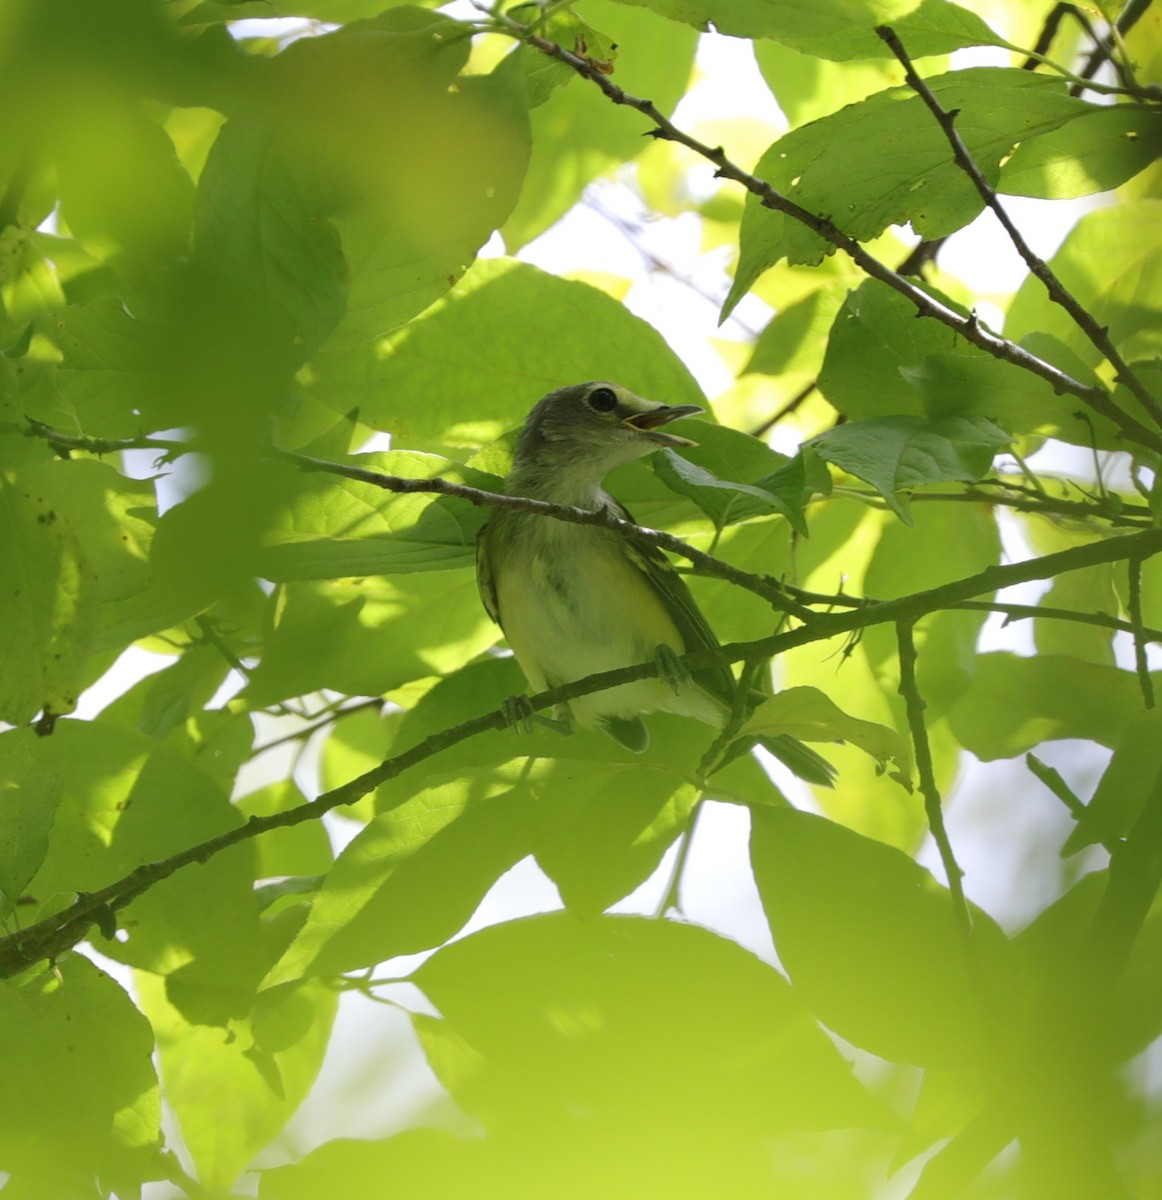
743;283;847;379
751;807;1015;1067
754;38;903;124
0;469;100;722
1035;559;1118;667
264;765;538;986
310;258;705;450
724;69;1082;315
0;955;159;1191
415;913;887;1148
947;653;1161;760
1063;708;1162;855
138;971;336;1193
99;644;230;739
25;720;264;1000
246;570;496;705
807;414;1010;521
611;0;1001;60
741;686;911;785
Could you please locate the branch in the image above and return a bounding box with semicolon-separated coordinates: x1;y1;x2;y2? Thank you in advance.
877;24;1162;432
495;15;1162;457
4;525;1162;977
896;621;971;939
1128;553;1156;709
1072;0;1155;96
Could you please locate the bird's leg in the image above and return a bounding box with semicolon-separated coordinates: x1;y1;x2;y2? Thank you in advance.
499;694;574;737
654;644;691;696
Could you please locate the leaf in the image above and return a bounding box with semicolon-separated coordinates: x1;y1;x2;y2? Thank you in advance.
946;653;1162;760
0;471;100;723
807;414;1010;521
138;972;336;1193
1063;708;1162;855
750;807;1016;1067
414;913;886;1143
309;258;706;450
24;720;265;1001
612;0;1002;60
245;570;497;705
816;279;1109;447
530;762;698;913
0;730;62;901
999;105;1162;199
263;765;538;986
723;69;1090;316
502;0;697;249
259;451;499;580
1006;198;1162;372
0;955;159;1187
742;686;912;786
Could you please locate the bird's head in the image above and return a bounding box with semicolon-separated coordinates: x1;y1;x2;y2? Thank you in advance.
512;382;703;487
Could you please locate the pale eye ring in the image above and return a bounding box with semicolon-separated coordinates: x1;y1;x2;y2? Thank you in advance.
587;386;618;413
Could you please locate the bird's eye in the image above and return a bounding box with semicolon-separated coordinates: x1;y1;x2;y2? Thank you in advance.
587;386;618;413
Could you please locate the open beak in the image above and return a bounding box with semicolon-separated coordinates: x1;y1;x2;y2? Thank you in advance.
620;403;703;447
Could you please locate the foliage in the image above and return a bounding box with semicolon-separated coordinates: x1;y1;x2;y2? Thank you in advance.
1;0;1161;1197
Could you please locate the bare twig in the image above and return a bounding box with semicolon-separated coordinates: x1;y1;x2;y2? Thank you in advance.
896;620;971;937
877;24;1162;432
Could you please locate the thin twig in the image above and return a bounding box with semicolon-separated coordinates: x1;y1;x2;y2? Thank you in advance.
251;697;385;756
895;620;971;939
1073;0;1155;95
749;381;817;438
876;24;1162;431
493;14;1162;456
1128;554;1156;709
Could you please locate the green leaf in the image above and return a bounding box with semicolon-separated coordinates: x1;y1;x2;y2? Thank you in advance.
741;686;912;786
236;780;335;880
611;0;1001;60
24;720;264;998
0;955;159;1188
263;765;538;986
245;570;496;705
1063;708;1162;855
1006;198;1162;372
414;913;886;1145
0;730;63;901
531;762;697;913
817;279;1110;447
138;971;337;1193
0;471;100;723
723;69;1089;316
751;807;1015;1067
310;258;706;450
754;39;904;125
947;653;1162;760
999;105;1162;199
502;0;697;249
807;414;1010;521
259;451;498;580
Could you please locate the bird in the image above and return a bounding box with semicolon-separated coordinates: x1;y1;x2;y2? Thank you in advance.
475;380;834;785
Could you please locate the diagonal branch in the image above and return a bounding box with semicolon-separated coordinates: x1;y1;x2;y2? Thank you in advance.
876;24;1162;432
492;15;1162;457
4;524;1162;978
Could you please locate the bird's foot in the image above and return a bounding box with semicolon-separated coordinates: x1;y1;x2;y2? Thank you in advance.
654;644;691;696
500;694;573;738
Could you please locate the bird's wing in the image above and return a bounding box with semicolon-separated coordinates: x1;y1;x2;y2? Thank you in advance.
611;499;737;707
476;521;503;628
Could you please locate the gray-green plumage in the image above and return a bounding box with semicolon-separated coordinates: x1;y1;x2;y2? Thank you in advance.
476;381;835;784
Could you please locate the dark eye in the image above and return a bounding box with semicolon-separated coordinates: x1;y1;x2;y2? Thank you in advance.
587;386;617;413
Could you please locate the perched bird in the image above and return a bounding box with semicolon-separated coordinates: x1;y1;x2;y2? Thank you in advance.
476;381;834;784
